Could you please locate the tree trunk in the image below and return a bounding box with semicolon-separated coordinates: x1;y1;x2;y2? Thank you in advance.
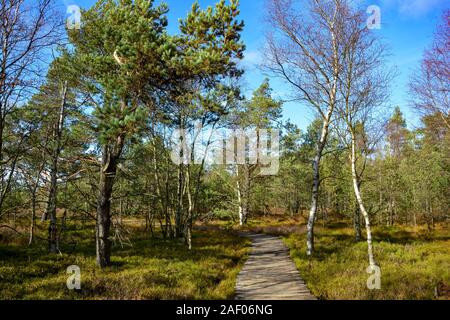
46;81;67;253
236;164;249;226
29;193;36;245
354;204;362;242
175;162;184;238
236;165;244;226
306;112;332;256
150;127;171;237
0;118;4;217
243;167;250;225
96;148;116;268
350;133;376;267
96;135;124;268
47;146;59;253
175;126;185;238
378;174;383;225
412;193;417;227
185;164;193;250
164;149;173;237
29;154;47;245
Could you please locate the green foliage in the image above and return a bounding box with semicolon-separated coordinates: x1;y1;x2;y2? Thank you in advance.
235;79;282;129
210;209;236;221
178;0;245;78
65;0;171;145
0;0;448;301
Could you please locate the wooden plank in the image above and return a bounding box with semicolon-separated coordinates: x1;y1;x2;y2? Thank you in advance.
235;233;316;300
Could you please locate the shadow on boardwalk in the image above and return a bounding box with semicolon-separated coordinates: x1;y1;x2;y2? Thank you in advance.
235;233;316;300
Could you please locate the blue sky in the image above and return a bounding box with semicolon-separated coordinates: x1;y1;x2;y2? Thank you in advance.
64;0;449;131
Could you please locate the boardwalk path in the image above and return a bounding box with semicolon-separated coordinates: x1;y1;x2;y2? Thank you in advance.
235;233;316;300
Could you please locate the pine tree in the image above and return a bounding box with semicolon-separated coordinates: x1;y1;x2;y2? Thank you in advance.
64;0;171;267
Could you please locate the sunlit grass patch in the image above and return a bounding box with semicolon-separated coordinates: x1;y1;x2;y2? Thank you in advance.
0;222;250;300
284;224;449;300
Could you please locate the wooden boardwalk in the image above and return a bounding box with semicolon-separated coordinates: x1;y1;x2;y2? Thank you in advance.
235;233;316;300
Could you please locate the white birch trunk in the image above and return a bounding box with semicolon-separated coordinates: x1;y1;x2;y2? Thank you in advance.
350;133;376;267
236;164;245;226
306;108;333;255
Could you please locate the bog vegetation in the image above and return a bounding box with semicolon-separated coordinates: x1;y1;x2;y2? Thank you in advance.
0;0;448;300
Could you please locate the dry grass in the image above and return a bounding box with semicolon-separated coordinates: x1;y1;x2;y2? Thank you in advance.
0;217;251;300
240;216;450;300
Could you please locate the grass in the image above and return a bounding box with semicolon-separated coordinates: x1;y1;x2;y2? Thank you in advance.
0;218;251;300
245;216;450;300
2;214;448;300
232;215;450;300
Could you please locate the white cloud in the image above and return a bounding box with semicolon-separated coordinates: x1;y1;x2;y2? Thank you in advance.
380;0;446;18
241;50;262;68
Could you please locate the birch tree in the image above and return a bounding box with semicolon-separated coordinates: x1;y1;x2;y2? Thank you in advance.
230;79;282;225
264;0;358;255
409;10;449;129
335;7;393;267
0;0;61;217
